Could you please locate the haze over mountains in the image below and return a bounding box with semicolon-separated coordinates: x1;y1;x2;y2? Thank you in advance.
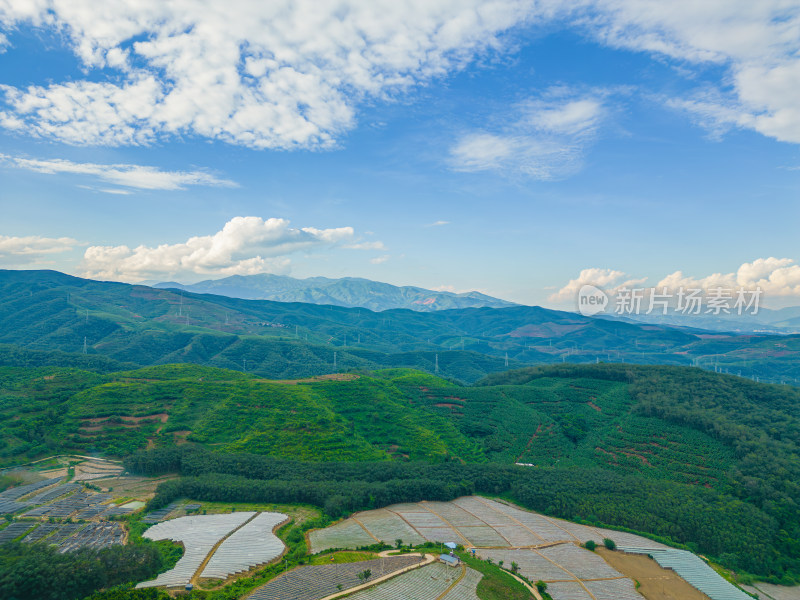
153;274;517;312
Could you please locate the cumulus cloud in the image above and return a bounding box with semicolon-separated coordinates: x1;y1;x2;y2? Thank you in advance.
656;257;800;297
450;88;607;178
81;216;357;281
370;255;390;264
551;258;800;306
548;267;646;303
0;234;78;265
0;1;534;148
0;154;235;190
1;2;798;150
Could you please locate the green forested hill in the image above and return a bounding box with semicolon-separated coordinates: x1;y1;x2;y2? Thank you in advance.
5;360;800;579
2;269;798;384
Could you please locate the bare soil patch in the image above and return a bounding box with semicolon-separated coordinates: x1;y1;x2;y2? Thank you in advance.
269;373;361;384
596;548;710;600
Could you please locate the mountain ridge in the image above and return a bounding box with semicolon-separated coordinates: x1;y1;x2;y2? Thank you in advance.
152;273;517;312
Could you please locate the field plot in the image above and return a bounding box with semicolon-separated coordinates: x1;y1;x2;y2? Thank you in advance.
353;509;426;546
142;501;180;523
0;477;62;500
546;581;593;600
26;483;80;505
585;578;646;600
247;555;425;600
0;498;29;514
476;544;643;600
201;512;288;580
539;543;621;579
308;518;375;553
441;566;482;600
137;512;255;588
0;522;35;543
621;546;751;600
475;548;573;581
344;563;463;600
58;522;125;552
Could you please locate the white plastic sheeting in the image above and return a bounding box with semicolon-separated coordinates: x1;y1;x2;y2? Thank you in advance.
620;547;752;600
201;512;288;579
136;512;255;588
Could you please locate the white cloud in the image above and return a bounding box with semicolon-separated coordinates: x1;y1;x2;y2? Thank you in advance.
656;257;800;297
344;241;386;250
0;1;535;149
425;220;451;227
81;216;357;281
0;234;78;265
551;258;800;307
0;153;235;190
450;88;607;178
548;267;645;303
370;255;390;264
0;32;8;52
574;1;800;143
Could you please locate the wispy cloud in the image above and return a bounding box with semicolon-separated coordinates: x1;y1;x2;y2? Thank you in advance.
370;255;390;264
81;216;357;281
344;241;386;250
449;87;608;179
425;220;450;227
0;154;236;191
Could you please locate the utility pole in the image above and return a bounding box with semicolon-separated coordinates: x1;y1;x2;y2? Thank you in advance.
333;352;337;371
435;354;439;375
83;337;87;354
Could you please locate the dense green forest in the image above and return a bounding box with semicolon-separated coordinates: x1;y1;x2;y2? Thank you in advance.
126;446;787;581
0;541;164;600
2;269;798;383
4;344;800;583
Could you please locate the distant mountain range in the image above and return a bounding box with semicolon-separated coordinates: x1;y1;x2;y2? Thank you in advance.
1;269;799;384
153;274;517;312
606;305;800;334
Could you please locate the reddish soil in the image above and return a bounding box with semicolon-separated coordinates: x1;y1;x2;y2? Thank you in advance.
596;447;618;461
271;373;361;384
587;401;602;412
434;403;462;409
597;548;711;600
508;323;586;337
621;451;653;466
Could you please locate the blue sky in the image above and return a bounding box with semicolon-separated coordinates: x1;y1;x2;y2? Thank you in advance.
0;1;799;308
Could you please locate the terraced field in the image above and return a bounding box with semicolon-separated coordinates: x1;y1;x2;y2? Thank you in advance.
309;496;668;553
308;496;754;600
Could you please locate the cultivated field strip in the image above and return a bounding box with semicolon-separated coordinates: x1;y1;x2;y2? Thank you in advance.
584;578;644;600
546;580;594;600
247;555;425;600
421;502;486;527
201;512;288;580
476;548;573;581
0;522;35;543
441;566;482;600
539;544;621;580
311;496;663;552
354;509;426;546
620;547;752;600
308;517;376;553
57;522;124;552
343;563;461;600
26;483;80;505
0;477;62;500
137;512;255;588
